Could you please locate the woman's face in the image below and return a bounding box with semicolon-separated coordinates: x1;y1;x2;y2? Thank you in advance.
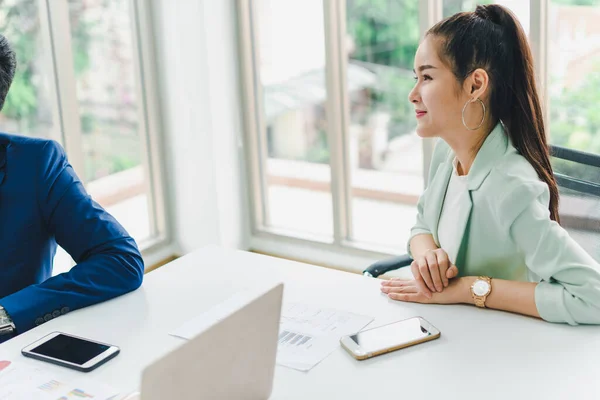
408;36;476;138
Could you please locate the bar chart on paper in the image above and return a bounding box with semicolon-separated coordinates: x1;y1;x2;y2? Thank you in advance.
168;292;374;373
278;330;314;348
276;303;373;372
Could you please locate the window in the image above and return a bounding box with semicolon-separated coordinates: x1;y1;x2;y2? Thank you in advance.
548;0;600;154
0;0;166;274
240;0;600;270
241;0;440;262
345;0;422;249
254;0;333;238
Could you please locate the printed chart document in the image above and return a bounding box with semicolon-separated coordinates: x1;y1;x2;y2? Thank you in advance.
170;295;374;372
276;303;373;371
0;360;122;400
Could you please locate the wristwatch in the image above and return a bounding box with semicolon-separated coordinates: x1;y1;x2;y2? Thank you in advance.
471;276;492;308
0;306;15;336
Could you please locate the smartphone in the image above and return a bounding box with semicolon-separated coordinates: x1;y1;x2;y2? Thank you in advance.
340;316;440;360
21;332;120;372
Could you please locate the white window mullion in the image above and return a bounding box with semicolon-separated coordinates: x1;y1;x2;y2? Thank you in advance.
530;0;550;137
419;0;443;36
323;0;352;244
237;0;270;232
419;0;443;186
129;0;168;244
44;0;85;181
37;0;62;145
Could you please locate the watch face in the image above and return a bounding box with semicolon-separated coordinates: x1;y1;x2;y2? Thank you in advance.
473;280;490;296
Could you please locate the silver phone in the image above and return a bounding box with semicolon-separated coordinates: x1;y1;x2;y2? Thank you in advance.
340;316;440;360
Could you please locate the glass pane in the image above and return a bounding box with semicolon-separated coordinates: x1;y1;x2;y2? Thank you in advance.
443;0;530;35
255;0;333;238
68;0;152;242
345;0;421;249
0;2;57;138
548;0;600;155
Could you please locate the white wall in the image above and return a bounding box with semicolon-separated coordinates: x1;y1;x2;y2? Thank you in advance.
150;0;249;254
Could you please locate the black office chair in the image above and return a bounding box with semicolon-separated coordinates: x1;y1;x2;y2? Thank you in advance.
363;145;600;278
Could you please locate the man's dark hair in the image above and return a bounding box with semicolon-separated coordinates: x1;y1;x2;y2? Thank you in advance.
0;34;16;111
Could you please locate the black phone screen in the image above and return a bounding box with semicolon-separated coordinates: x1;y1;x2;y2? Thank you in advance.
29;334;110;365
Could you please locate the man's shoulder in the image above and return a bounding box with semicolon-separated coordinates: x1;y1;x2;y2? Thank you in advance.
0;133;65;162
0;132;50;145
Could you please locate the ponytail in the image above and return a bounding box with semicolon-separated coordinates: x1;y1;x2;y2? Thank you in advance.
428;4;560;223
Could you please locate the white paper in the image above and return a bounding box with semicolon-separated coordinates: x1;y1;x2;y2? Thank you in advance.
0;360;121;400
276;303;373;371
170;290;255;340
169;294;374;373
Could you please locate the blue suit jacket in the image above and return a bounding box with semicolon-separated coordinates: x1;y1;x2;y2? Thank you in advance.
0;134;144;339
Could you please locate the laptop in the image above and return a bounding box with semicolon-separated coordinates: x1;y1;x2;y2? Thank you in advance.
124;283;284;400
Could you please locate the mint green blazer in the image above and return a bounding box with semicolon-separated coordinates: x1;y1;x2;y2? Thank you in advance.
409;123;600;325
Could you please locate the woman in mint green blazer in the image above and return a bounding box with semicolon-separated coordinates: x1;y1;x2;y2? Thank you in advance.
380;5;600;325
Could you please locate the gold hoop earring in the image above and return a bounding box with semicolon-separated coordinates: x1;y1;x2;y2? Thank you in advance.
462;98;486;131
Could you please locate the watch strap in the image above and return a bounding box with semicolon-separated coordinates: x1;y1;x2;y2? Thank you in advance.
474;296;487;308
0;306;15;335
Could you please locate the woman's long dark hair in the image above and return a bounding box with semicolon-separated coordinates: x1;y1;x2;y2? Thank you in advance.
428;4;560;223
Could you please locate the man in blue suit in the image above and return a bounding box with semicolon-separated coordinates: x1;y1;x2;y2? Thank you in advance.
0;35;144;343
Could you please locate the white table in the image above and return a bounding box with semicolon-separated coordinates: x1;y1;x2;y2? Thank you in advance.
1;246;599;399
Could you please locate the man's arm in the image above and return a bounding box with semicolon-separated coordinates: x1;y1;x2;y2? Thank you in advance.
0;141;144;335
